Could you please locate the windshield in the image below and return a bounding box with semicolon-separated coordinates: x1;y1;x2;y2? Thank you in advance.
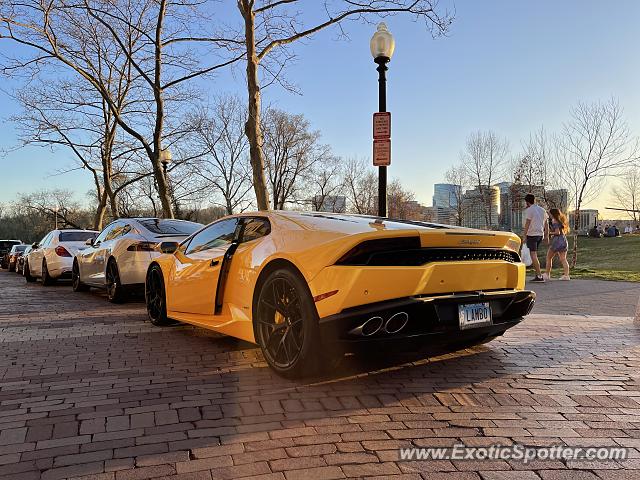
12;245;27;253
59;231;97;242
139;219;201;236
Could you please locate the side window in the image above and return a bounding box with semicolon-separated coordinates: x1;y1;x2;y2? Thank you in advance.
40;233;52;247
105;222;125;241
95;223;116;244
241;218;271;243
185;219;238;255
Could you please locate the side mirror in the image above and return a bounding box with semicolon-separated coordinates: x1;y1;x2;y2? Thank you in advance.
158;241;179;254
85;238;94;246
31;242;38;249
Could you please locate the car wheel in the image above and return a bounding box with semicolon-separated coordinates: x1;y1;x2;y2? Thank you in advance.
41;260;56;286
106;259;127;303
255;268;326;378
24;261;36;283
145;265;172;326
72;261;89;292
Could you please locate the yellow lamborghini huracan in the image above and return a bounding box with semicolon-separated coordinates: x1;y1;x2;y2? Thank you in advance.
145;211;535;377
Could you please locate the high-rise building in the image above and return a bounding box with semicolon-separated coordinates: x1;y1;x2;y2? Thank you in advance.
462;186;500;230
432;184;461;208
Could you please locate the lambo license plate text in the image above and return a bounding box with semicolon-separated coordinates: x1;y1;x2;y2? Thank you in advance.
458;303;492;330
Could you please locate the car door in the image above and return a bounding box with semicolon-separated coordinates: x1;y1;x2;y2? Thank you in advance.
93;222;126;285
168;218;238;317
80;223;115;284
30;233;51;277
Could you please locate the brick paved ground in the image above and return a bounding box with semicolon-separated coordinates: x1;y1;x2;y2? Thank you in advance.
1;270;640;480
527;279;639;318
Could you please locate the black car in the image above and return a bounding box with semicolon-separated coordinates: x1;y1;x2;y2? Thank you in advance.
16;245;32;275
7;244;28;272
0;240;22;269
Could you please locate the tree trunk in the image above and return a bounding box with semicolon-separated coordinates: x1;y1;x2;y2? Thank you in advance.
239;1;270;211
570;208;580;268
102;156;119;220
152;0;174;219
94;189;108;231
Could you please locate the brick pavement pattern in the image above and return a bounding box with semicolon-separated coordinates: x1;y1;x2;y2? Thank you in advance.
1;271;640;479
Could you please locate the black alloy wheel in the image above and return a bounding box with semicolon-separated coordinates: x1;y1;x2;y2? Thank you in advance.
41;260;56;286
72;261;89;292
255;268;325;378
106;259;126;303
145;265;171;326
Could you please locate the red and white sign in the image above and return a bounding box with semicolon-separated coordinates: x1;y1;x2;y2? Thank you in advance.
373;112;391;139
373;138;391;166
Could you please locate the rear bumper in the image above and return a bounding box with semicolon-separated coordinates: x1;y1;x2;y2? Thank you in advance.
318;289;535;354
48;257;73;278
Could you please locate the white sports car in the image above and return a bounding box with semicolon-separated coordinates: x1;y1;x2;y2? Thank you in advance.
25;230;99;285
72;218;202;302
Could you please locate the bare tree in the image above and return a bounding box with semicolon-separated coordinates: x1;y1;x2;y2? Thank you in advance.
262;108;332;210
611;166;640;223
513;127;550;193
309;157;344;212
387;179;417;219
555;98;639;266
444;163;467;226
342;157;378;215
189;96;253;215
0;0;242;218
10;74;146;230
234;0;453;210
14;189;89;231
460;130;509;227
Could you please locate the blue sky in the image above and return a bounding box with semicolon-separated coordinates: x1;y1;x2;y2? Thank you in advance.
1;0;639;215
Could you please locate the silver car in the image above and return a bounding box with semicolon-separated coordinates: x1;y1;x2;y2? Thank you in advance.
72;218;203;303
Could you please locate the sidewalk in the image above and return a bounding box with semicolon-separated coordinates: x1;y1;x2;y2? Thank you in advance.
527;278;639;318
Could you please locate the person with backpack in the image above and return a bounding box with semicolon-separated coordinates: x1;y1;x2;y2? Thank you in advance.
544;208;570;281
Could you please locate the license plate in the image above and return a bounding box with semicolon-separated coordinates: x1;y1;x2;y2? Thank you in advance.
458;302;492;330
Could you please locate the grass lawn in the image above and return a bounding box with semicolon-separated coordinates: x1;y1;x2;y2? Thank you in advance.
532;234;640;282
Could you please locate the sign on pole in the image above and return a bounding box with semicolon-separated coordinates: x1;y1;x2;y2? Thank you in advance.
373;112;391;139
373;138;391;166
373;112;391;166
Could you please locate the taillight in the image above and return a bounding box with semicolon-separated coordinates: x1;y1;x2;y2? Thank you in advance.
55;246;71;257
127;242;157;252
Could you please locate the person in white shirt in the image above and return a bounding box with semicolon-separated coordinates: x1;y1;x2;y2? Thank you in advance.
522;194;549;282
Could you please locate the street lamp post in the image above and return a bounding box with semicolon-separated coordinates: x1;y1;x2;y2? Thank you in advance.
370;23;395;218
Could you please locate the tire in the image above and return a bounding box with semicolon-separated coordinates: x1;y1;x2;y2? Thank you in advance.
8;262;14;272
24;261;36;283
72;260;89;292
254;268;326;378
106;259;127;303
41;260;56;286
145;265;172;326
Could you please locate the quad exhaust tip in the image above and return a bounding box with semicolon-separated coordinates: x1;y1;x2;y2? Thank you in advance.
384;312;409;334
349;312;409;337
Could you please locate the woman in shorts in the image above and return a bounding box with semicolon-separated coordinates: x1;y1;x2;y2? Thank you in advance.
544;208;570;281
